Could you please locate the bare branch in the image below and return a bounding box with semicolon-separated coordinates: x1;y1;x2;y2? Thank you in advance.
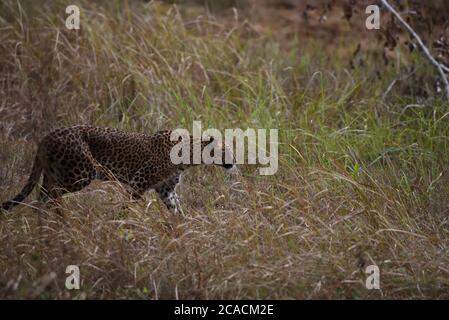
441;64;449;74
380;0;449;103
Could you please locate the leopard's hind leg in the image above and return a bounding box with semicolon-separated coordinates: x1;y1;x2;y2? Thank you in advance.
40;142;96;212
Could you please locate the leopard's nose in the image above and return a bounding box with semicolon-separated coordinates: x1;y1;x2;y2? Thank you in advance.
224;164;239;175
223;163;234;169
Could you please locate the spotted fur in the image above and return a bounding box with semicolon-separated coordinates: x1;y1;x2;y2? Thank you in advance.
1;125;234;214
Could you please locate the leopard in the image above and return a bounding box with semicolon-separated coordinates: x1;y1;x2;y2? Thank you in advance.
1;125;236;214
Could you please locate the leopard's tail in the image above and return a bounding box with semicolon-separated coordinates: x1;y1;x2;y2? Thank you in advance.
1;152;43;212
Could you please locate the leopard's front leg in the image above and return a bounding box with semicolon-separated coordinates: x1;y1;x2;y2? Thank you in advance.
155;173;184;215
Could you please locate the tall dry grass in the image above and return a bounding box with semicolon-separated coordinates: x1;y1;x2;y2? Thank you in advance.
0;0;448;299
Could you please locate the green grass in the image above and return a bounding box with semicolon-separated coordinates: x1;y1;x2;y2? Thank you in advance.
0;0;448;299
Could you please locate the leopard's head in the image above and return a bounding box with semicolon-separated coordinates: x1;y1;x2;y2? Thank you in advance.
168;131;237;172
202;136;237;172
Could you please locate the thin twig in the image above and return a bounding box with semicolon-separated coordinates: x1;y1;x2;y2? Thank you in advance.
380;0;449;103
382;68;416;100
382;78;397;101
